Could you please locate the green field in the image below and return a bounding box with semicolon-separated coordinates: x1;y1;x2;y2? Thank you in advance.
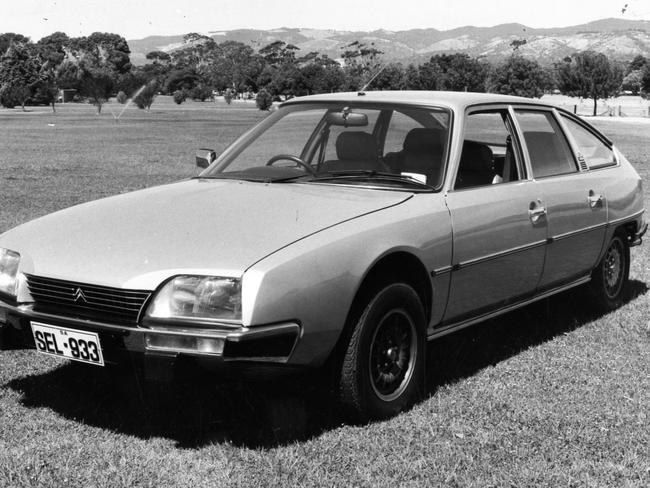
0;98;649;487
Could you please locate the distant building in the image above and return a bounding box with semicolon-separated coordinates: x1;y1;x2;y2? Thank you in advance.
58;89;77;103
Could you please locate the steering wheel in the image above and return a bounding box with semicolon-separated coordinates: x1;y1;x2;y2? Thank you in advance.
265;154;317;176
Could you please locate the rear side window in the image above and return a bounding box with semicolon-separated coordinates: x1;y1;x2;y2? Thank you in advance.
560;115;616;169
515;110;577;178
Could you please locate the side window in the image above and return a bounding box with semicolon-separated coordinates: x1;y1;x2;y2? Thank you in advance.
455;110;520;190
515;110;577;178
560;115;616;169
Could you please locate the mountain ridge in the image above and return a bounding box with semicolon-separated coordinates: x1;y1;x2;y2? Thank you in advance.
127;18;650;66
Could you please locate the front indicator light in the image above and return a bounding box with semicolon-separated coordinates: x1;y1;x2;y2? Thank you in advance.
145;334;225;355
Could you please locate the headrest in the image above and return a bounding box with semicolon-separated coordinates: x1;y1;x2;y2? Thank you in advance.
336;132;379;161
403;128;444;153
459;140;493;172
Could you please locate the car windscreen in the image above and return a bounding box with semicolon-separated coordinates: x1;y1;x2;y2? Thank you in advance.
201;102;451;191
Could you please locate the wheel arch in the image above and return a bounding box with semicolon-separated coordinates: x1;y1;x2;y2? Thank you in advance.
327;250;432;365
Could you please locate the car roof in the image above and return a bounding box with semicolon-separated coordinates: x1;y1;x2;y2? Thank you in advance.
280;90;550;112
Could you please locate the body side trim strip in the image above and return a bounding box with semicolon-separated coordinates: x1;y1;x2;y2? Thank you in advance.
456;239;546;270
608;209;645;227
552;222;608;241
431;265;453;276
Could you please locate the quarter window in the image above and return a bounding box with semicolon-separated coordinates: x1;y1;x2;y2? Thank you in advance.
515;110;577;178
560;115;616;169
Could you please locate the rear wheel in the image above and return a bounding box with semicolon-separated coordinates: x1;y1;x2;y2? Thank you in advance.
590;233;630;311
339;283;425;421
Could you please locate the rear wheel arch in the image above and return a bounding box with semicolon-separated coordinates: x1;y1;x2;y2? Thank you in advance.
589;227;630;311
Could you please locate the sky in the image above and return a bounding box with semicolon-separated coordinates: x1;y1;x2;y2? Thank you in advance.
1;0;649;41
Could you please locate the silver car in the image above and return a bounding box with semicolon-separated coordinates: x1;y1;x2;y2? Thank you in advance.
0;91;646;420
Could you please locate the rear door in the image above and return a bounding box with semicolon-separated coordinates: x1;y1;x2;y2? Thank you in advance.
513;109;608;291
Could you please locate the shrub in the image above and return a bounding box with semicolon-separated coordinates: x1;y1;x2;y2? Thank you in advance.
256;89;273;111
190;84;213;102
116;91;128;104
0;85;20;108
134;82;159;110
173;90;187;105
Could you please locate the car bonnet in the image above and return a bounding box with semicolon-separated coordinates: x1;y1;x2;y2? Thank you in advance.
0;179;411;289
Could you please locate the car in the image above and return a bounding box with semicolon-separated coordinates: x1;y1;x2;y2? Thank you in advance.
0;91;646;420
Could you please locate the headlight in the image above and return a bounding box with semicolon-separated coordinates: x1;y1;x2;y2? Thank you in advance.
145;275;242;322
0;248;21;297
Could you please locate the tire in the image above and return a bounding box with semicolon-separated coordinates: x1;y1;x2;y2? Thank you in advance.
339;283;425;421
590;233;630;311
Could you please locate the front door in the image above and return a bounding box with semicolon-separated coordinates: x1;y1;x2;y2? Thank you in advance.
442;108;547;323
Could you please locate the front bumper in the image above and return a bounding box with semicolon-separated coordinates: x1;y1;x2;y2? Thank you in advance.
630;219;648;247
0;300;301;366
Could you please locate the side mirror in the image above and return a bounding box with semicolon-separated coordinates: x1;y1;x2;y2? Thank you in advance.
196;148;217;169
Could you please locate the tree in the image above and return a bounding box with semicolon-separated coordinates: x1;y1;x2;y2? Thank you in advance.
642;65;650;97
371;63;406;90
621;70;644;95
64;32;132;113
0;33;30;56
171;33;216;70
556;50;623;116
259;40;299;67
145;50;171;64
627;54;647;74
35;32;71;112
173;89;187;105
295;57;345;95
163;69;200;94
340;41;383;90
256;88;273;110
36;32;69;66
0;41;41;110
190;84;213;101
134;80;158;110
200;41;264;96
420;54;488;92
402;63;425;90
490;54;551;99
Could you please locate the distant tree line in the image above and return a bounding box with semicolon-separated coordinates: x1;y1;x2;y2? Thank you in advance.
1;31;649;114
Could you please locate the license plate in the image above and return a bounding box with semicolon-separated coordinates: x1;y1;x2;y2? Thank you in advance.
30;322;104;366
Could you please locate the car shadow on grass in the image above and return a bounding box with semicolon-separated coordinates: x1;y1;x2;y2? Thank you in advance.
5;280;648;449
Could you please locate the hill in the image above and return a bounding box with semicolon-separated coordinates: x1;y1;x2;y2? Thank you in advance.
127;18;650;65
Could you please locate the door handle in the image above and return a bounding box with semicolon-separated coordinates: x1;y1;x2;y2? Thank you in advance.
528;200;547;224
588;190;603;208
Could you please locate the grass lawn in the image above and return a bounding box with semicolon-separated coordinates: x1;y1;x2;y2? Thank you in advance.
0;98;649;487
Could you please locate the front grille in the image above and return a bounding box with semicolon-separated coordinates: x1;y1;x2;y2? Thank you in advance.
25;274;152;325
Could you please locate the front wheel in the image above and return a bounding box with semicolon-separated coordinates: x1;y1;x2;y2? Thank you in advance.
338;283;425;421
589;233;630;311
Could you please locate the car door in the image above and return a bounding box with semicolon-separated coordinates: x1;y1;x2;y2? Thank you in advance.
513;109;608;291
442;108;547;323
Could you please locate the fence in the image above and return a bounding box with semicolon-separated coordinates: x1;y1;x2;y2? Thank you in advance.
541;95;650;118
